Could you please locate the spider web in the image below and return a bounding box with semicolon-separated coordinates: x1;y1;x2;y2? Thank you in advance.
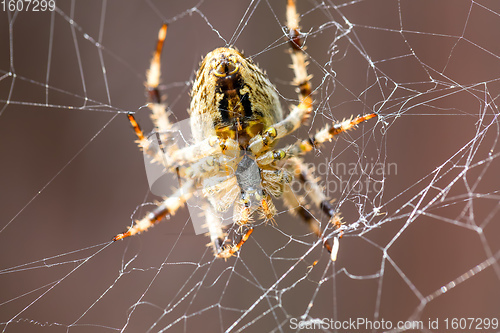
1;0;499;332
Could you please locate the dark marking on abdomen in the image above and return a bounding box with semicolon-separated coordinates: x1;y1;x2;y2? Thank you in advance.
218;97;229;123
240;93;253;118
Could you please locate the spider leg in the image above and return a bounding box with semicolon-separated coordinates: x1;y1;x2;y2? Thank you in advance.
287;0;313;115
128;24;174;165
290;158;341;225
294;158;344;261
256;113;377;165
217;228;254;260
283;158;346;260
249;0;312;155
300;113;377;153
170;136;239;168
282;182;334;256
204;205;226;256
182;152;237;179
113;179;193;241
147;24;172;136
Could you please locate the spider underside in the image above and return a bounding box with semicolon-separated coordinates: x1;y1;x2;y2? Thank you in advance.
114;0;376;260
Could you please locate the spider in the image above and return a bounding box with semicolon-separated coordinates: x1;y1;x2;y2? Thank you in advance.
113;0;376;260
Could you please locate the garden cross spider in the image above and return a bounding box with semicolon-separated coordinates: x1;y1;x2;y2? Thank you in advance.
113;0;376;260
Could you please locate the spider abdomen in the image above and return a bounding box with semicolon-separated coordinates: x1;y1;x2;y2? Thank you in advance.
189;47;283;148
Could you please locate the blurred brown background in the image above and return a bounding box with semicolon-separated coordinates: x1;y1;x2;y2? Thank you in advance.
1;0;499;332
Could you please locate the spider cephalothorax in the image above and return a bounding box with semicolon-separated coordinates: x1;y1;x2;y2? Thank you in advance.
114;0;376;260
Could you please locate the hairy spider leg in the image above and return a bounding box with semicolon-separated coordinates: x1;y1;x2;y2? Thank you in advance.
248;0;313;155
204;205;226;255
289;158;344;260
257;113;378;165
114;180;193;241
217;228;254;260
282;178;334;256
127;24;171;165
